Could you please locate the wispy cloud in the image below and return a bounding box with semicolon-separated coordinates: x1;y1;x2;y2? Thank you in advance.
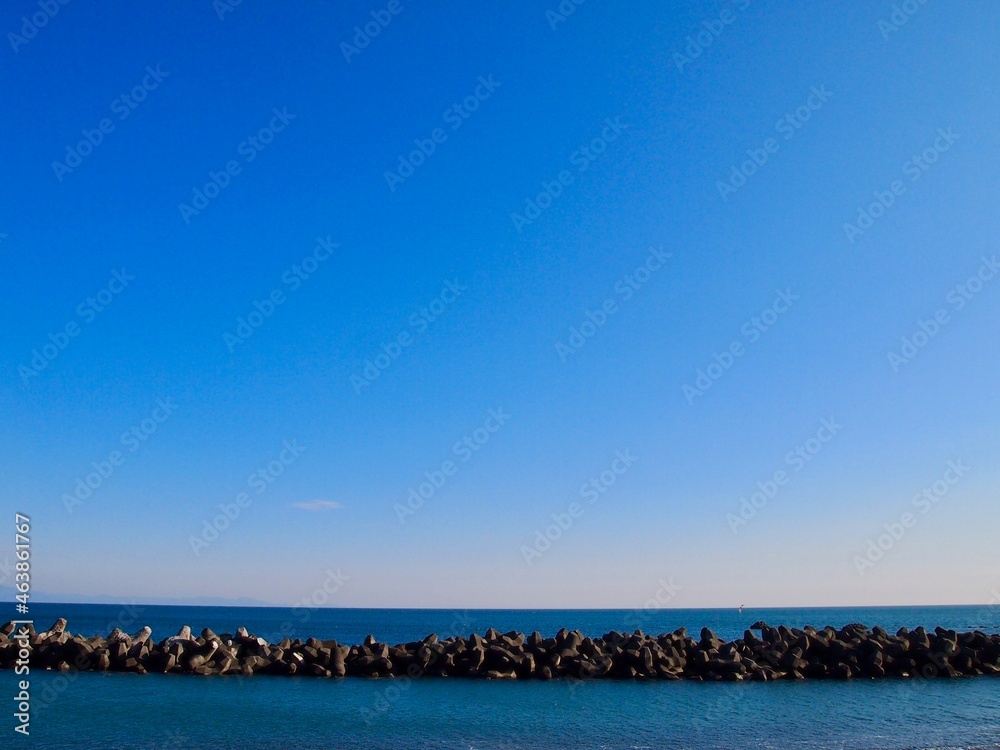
291;500;344;511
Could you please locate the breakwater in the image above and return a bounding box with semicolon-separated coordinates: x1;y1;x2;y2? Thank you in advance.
3;619;999;680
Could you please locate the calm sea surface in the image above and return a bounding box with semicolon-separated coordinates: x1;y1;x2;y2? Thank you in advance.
4;603;999;749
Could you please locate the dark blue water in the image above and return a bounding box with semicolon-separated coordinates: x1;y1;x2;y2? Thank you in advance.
5;604;1000;749
22;602;1000;645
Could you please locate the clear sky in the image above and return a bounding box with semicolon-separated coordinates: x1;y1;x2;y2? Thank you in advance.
2;0;998;609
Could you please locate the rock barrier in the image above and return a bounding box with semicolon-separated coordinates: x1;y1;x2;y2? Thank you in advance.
3;619;999;680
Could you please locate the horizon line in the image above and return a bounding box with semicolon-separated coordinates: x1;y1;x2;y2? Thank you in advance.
20;601;998;611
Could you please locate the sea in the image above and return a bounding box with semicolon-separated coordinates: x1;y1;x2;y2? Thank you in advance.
4;603;999;749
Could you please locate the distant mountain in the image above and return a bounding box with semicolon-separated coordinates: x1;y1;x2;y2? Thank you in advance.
0;584;274;608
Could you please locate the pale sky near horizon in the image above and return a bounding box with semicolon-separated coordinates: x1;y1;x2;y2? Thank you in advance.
2;0;998;610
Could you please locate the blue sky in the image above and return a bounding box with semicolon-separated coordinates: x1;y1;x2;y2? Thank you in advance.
2;0;998;609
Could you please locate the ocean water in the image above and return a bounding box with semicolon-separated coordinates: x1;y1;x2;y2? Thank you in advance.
5;604;1000;749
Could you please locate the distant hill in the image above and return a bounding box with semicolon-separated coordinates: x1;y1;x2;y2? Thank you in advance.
0;584;274;608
